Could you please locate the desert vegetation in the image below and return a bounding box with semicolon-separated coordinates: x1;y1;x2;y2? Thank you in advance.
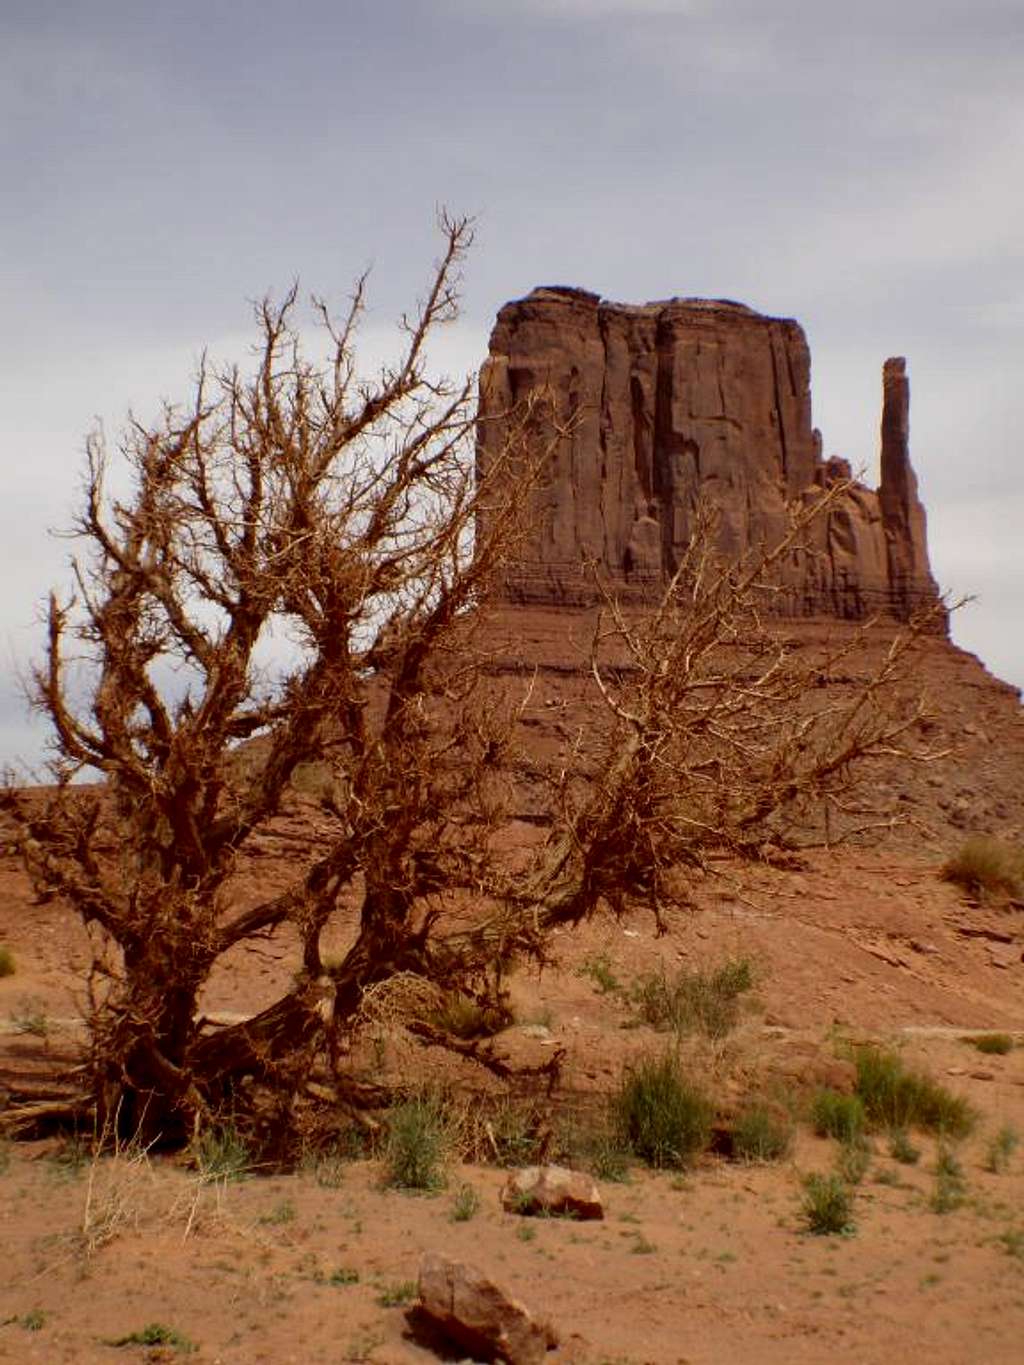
941;835;1024;901
0;218;946;1162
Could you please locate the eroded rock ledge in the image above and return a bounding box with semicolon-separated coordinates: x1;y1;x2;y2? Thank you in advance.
477;286;941;622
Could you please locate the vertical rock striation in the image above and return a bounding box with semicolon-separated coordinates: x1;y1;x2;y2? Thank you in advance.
878;356;939;617
477;286;941;623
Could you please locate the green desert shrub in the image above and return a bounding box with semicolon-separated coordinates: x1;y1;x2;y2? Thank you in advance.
969;1033;1014;1056
854;1046;975;1139
811;1090;866;1144
731;1103;794;1163
614;1052;712;1169
191;1123;250;1182
930;1144;967;1213
558;1110;632;1182
376;1280;418;1308
887;1128;921;1165
480;1097;546;1169
629;957;754;1039
429;992;508;1041
0;945;15;978
450;1183;480;1222
576;952;622;995
110;1323;195;1353
9;996;50;1039
383;1094;449;1191
941;836;1024;901
984;1124;1020;1175
801;1173;855;1236
835;1135;872;1186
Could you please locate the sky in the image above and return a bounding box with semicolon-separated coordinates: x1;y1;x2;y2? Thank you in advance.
1;0;1021;771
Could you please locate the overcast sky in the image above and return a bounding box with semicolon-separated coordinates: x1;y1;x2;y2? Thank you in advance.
2;0;1021;771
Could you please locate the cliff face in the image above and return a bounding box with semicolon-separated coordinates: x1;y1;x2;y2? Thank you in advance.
477;286;940;621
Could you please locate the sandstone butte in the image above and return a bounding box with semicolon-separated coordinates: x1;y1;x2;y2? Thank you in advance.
476;285;941;624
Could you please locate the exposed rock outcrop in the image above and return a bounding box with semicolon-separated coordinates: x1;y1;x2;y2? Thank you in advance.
477;286;941;622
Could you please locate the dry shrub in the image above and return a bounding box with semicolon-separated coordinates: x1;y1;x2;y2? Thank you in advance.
941;836;1024;901
628;957;755;1039
78;1140;156;1254
731;1100;794;1163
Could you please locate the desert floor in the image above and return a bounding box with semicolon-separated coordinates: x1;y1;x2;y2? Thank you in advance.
3;841;1024;1364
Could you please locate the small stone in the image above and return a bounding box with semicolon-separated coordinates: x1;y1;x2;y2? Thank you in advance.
501;1164;604;1220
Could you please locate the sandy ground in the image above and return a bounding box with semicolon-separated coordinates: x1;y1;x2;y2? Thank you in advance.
3;840;1024;1364
2;619;1024;1362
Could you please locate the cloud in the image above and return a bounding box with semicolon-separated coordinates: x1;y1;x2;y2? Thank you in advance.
1;0;1020;766
447;0;702;16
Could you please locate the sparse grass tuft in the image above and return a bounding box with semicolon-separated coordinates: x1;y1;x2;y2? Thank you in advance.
429;992;508;1040
887;1128;921;1165
384;1094;448;1191
835;1136;872;1186
312;1152;348;1189
49;1135;90;1181
941;836;1024;901
557;1109;632;1182
450;1183;480;1222
731;1103;793;1163
258;1198;296;1226
78;1131;158;1254
478;1097;546;1169
0;945;15;977
801;1173;855;1236
930;1144;967;1213
9;995;50;1039
110;1323;196;1353
376;1279;417;1307
811;1090;865;1144
854;1046;975;1139
328;1266;361;1286
969;1033;1014;1056
984;1124;1020;1175
577;952;622;995
191;1123;250;1182
628;957;755;1039
614;1052;712;1169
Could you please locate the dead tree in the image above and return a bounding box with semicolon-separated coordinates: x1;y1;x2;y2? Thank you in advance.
4;217;554;1138
433;494;944;976
3;219;942;1144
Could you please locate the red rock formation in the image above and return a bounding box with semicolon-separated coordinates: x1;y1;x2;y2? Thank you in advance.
878;356;939;616
478;287;941;623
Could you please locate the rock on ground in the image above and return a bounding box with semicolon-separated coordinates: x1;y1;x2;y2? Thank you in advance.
500;1164;604;1220
417;1251;558;1364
